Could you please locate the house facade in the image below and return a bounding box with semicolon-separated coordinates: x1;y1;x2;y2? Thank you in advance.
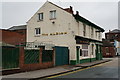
105;29;120;56
102;39;116;57
27;1;104;65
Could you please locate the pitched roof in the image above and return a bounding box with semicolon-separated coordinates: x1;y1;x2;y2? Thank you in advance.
108;29;120;33
9;25;26;30
73;14;104;32
49;1;104;32
47;1;73;14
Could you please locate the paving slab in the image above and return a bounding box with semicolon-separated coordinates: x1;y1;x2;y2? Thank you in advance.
75;59;112;67
2;65;81;79
2;59;111;80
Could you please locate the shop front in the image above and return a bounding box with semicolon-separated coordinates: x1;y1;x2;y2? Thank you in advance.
75;36;103;64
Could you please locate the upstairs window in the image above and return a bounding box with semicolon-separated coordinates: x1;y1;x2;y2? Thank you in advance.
99;32;101;39
83;23;86;36
91;27;94;38
35;28;41;35
38;13;43;21
50;10;56;19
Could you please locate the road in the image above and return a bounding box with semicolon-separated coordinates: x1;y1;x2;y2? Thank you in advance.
46;57;119;80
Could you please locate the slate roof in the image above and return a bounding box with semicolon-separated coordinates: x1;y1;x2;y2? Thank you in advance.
108;29;120;33
9;25;26;30
73;14;104;32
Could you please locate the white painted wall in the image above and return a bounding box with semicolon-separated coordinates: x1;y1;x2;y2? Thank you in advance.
27;1;103;61
27;1;78;60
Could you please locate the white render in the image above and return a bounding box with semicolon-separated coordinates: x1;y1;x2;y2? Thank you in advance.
27;1;103;64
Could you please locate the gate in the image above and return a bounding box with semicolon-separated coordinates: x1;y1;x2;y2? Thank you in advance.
55;46;69;66
2;47;19;69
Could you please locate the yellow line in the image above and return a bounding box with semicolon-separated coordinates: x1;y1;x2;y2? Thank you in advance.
47;61;112;79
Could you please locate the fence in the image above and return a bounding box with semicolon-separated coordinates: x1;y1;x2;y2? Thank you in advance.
42;50;53;62
24;49;39;64
2;47;19;69
2;45;54;71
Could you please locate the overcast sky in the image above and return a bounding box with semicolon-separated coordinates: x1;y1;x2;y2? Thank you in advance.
1;0;119;37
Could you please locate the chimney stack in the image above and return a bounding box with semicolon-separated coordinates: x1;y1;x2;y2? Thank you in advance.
69;6;73;14
76;11;79;15
70;6;73;11
63;6;73;14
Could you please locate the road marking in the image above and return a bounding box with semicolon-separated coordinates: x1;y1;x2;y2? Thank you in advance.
47;61;112;79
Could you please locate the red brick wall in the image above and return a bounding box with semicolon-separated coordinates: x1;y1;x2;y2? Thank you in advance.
105;33;120;41
19;47;54;71
102;47;116;57
1;29;26;45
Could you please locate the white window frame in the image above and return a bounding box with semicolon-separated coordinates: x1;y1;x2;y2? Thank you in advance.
38;13;43;21
82;44;88;57
35;28;41;36
50;10;56;19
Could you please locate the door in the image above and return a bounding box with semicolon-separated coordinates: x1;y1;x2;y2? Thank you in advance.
76;48;79;64
55;46;69;66
96;44;101;60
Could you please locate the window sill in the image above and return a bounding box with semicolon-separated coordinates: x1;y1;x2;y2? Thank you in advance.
37;20;43;22
34;35;41;37
50;18;56;20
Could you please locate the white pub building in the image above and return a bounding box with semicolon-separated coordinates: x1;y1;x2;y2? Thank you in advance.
27;1;104;65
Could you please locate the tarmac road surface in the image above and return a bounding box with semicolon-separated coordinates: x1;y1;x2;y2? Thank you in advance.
47;57;119;80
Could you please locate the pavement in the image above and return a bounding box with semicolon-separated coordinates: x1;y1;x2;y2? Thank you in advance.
2;58;112;80
75;59;111;67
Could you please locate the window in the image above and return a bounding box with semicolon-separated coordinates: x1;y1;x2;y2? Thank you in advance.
96;30;97;38
83;23;86;36
35;28;41;35
91;44;94;55
38;13;43;21
106;47;109;53
98;32;101;39
50;10;56;19
91;27;94;38
82;44;88;57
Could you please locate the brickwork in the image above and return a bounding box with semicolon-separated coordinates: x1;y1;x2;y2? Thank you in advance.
0;29;26;45
19;47;54;71
102;47;116;57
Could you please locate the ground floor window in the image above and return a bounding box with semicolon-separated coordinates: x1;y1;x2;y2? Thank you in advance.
82;44;88;57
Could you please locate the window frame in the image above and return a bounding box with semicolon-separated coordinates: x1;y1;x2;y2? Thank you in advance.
83;23;86;36
38;13;43;21
98;32;101;39
91;27;94;38
82;44;88;57
50;10;56;19
35;28;41;36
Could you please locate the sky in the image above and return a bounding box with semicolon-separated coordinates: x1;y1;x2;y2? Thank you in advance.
1;0;119;38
